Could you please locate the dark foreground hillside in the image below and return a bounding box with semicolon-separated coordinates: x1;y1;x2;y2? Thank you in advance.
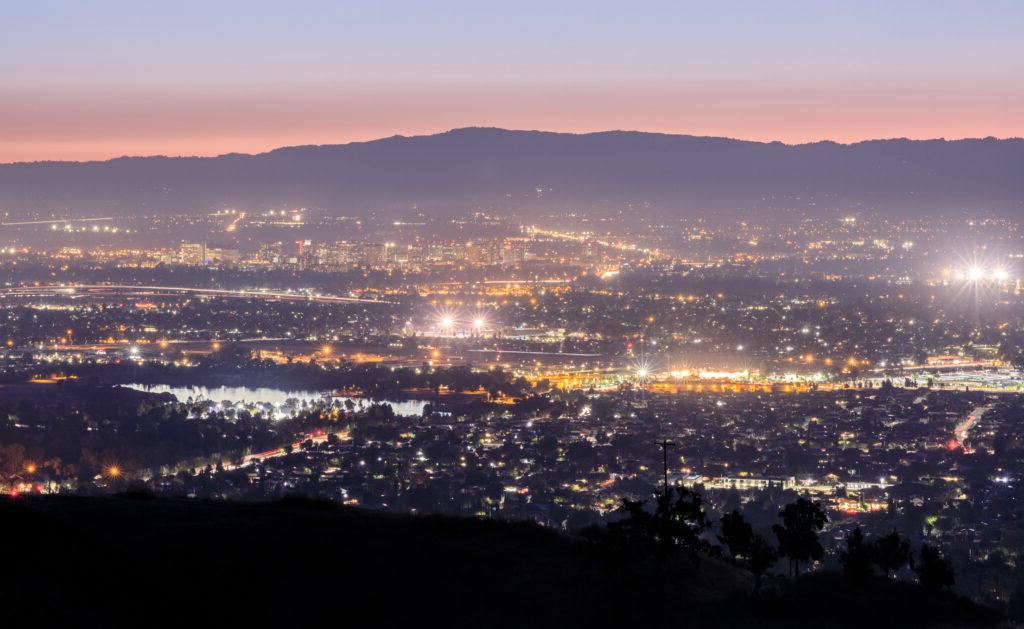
0;495;1004;627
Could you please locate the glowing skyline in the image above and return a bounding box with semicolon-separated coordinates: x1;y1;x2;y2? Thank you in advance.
2;1;1022;162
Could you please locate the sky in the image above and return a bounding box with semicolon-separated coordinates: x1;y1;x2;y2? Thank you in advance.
1;0;1022;162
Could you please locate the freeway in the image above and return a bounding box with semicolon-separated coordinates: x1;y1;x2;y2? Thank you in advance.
0;284;394;305
0;217;114;226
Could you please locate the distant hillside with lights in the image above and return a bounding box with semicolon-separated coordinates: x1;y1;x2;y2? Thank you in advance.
1;128;1021;217
0;494;1003;627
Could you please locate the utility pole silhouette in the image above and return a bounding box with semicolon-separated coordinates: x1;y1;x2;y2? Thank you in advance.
655;439;676;496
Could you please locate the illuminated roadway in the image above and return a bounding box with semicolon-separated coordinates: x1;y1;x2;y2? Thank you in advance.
954;403;993;447
0;217;114;226
0;284;394;305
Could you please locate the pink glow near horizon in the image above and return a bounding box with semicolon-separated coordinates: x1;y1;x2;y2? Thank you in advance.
2;81;1021;163
5;3;1023;162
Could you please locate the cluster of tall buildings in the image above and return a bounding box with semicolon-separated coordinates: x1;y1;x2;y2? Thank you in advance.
176;242;240;266
175;237;531;270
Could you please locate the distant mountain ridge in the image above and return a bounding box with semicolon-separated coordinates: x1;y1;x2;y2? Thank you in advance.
1;127;1021;217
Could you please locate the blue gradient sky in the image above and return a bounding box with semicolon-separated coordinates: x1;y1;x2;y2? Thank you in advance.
2;1;1021;161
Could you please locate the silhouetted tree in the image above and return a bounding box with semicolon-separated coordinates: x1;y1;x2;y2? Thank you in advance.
719;509;755;561
871;530;913;578
839;527;874;583
716;509;777;592
915;544;954;590
747;534;777;593
772;498;828;577
611;486;708;560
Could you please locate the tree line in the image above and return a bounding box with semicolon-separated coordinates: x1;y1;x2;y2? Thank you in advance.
603;486;956;594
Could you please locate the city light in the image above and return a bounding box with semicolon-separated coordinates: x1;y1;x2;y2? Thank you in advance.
953;263;1013;284
1;5;1020;618
631;355;656;385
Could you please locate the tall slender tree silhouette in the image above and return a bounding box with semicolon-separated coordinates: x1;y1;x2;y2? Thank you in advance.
915;544;955;590
719;509;777;592
747;535;778;593
772;498;828;577
872;531;913;578
839;527;874;583
719;509;754;561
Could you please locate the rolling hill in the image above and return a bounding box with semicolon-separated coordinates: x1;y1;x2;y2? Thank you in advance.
1;128;1021;217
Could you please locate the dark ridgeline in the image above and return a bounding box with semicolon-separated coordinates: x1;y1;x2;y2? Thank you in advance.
0;128;1021;216
1;493;1002;627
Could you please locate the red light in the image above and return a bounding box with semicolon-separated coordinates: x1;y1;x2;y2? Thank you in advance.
946;439;960;451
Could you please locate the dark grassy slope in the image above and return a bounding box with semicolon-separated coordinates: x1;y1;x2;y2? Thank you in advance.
0;495;1002;627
